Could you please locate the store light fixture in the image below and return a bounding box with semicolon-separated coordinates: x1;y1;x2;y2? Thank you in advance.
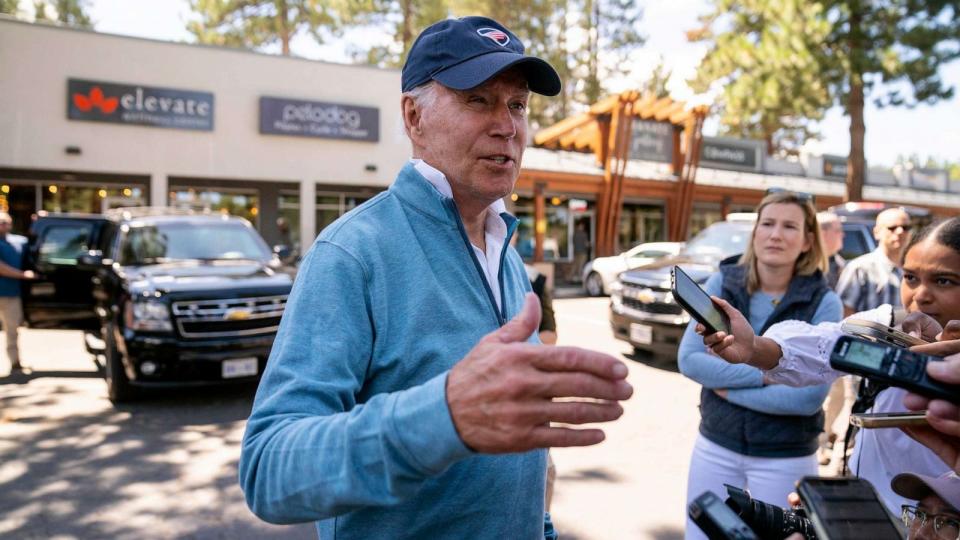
250;207;259;216
122;188;132;197
510;193;519;202
0;185;9;194
48;185;58;194
551;197;562;206
98;189;107;198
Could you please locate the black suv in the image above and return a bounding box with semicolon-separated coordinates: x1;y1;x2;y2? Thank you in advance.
23;208;295;402
610;215;877;360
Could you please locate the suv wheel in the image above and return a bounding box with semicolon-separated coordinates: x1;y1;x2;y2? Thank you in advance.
585;272;605;296
104;323;137;403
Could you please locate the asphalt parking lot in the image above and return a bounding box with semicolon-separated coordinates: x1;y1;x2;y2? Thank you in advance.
0;296;704;539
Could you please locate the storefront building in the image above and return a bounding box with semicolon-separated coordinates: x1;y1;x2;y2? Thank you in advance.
3;17;958;281
0;17;407;248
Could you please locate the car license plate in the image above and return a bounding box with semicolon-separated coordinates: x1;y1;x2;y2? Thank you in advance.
630;323;653;345
222;357;258;379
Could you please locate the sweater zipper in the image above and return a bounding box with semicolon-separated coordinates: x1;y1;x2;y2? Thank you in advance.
448;202;505;327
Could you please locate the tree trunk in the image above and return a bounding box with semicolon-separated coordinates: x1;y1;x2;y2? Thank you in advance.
401;0;413;55
845;1;865;202
846;80;865;202
279;0;291;56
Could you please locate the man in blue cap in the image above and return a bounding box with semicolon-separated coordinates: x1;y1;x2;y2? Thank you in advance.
240;16;633;539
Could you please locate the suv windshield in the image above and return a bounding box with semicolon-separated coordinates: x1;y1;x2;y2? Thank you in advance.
682;221;754;260
119;221;270;265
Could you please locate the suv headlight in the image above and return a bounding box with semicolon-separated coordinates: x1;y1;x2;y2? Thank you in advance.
125;299;173;332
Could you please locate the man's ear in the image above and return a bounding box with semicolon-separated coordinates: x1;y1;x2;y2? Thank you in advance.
401;95;422;138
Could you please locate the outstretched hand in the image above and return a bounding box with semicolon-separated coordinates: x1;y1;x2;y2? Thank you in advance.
447;293;633;453
902;330;960;474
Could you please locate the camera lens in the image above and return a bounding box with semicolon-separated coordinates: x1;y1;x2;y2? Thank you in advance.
724;485;818;540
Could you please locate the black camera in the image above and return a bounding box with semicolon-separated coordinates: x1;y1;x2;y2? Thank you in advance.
724;484;818;540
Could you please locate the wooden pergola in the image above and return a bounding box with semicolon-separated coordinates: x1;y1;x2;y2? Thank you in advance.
533;92;708;257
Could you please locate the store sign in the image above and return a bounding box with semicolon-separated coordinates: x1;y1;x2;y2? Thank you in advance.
823;155;848;179
67;78;214;131
700;138;759;170
629;120;673;163
259;97;379;142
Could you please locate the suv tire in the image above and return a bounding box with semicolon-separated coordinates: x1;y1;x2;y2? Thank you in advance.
585;272;605;297
104;323;137;403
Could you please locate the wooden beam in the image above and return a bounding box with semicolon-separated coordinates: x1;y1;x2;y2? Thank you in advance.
533;112;593;146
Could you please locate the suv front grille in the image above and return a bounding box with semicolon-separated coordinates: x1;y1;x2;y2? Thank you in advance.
171;295;287;338
620;284;684;316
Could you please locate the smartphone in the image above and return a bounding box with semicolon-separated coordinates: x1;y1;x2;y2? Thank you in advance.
831;336;960;404
671;266;730;335
850;411;929;429
688;490;759;540
841;318;930;348
797;476;903;540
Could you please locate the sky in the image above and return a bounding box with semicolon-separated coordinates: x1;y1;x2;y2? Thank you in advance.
72;0;960;167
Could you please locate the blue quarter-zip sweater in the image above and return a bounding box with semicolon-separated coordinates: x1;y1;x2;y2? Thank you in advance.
239;163;546;539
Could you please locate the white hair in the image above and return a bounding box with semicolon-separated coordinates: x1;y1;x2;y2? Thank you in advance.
403;81;439;109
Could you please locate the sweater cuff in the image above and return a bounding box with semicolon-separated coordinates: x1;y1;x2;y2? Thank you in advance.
390;371;473;476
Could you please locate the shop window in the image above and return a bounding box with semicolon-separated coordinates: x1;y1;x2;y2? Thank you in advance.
314;191;379;236
511;196;573;261
43;184;145;214
618;204;665;250
688;205;724;239
278;193;300;248
169;188;259;228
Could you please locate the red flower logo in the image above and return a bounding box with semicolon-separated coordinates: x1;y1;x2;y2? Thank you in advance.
73;86;119;114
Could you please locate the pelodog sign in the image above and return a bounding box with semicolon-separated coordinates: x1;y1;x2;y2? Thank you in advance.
259;96;379;142
67;78;214;131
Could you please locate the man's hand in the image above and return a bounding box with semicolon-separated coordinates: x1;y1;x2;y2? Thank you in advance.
447;293;633;453
21;270;35;280
698;297;757;365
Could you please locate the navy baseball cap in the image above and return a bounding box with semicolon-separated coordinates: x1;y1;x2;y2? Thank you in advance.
402;16;561;96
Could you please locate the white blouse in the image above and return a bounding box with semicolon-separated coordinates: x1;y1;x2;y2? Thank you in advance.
760;304;948;512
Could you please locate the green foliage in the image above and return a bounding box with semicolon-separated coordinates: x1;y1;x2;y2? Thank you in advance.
186;0;339;55
691;0;960;162
342;0;450;67
689;0;832;155
0;0;20;15
643;56;673;99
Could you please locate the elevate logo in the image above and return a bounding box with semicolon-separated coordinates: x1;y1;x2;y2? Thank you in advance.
67;78;214;131
73;86;119;114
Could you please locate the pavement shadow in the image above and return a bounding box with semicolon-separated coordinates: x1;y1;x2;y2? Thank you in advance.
623;349;680;374
0;369;103;385
557;467;624;483
648;525;684;540
0;382;314;539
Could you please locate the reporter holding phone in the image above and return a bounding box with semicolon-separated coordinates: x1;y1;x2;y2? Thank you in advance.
677;190;842;540
700;217;960;510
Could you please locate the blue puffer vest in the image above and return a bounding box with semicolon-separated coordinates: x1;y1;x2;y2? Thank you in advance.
698;257;829;458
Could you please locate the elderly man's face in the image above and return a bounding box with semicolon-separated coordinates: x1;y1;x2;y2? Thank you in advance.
411;69;529;208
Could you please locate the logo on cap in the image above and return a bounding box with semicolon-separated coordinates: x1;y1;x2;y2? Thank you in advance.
477;28;510;47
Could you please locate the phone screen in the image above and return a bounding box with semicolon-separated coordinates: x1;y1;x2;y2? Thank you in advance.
672;266;729;334
844;341;886;370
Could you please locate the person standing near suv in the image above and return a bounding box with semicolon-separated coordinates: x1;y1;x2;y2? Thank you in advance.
836;207;911;317
677;191;842;540
0;212;34;372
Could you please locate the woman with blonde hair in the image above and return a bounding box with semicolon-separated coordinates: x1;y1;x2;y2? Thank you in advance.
678;190;843;540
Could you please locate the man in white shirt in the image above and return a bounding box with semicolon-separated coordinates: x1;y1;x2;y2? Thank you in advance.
836;208;911;317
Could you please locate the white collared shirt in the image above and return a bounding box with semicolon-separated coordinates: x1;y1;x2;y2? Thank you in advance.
411;159;508;312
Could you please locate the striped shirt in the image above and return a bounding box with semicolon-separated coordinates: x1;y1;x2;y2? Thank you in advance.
835;248;902;312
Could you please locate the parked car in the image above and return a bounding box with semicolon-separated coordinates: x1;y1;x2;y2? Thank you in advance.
609;213;878;360
23;208;295;402
582;241;683;296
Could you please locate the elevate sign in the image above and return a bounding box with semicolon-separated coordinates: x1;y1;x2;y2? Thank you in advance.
67;78;214;131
